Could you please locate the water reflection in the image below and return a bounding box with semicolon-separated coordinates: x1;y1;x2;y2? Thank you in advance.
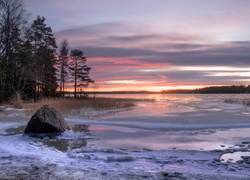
41;124;90;152
40;124;91;152
41;138;87;152
94;93;203;101
90;93;250;119
4;124;250;153
88;94;201;118
4;124;92;152
4;125;26;136
96;93;250;102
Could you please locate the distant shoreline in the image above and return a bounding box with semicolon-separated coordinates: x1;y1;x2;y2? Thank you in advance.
84;85;250;94
85;91;250;94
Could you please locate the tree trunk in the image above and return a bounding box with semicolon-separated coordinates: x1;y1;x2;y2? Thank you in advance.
74;61;77;98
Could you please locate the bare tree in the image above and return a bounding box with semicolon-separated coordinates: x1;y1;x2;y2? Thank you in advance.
0;0;28;102
0;0;27;60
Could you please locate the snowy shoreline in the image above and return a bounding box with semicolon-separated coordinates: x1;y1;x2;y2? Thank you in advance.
0;130;250;179
1;121;250;179
1;94;250;179
1;147;250;180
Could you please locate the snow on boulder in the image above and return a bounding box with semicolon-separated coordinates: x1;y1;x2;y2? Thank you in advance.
24;105;70;134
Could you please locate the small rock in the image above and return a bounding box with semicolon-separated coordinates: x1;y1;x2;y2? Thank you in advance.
143;148;153;151
68;154;77;158
116;156;134;162
226;149;235;153
31;166;39;171
242;142;250;144
1;155;12;159
245;161;250;164
119;148;128;151
235;144;245;147
161;171;169;177
107;155;134;162
176;159;184;163
107;156;116;162
101;172;108;176
106;149;116;153
213;158;220;162
166;172;183;178
83;155;91;159
241;156;250;162
236;160;244;164
228;167;236;171
211;149;223;153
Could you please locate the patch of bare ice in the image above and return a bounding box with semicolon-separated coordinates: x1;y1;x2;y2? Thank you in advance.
0;122;25;135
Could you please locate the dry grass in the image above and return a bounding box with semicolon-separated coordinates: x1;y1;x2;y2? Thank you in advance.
23;97;136;117
224;98;250;106
9;92;23;109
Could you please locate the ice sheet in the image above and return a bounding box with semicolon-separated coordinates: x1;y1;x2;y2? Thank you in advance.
1;94;250;179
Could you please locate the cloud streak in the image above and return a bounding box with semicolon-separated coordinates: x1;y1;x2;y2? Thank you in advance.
23;0;250;91
54;21;250;91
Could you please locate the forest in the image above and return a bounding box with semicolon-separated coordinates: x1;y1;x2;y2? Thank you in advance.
162;85;250;94
0;0;93;103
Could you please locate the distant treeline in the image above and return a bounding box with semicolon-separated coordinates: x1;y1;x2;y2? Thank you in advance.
162;85;250;94
85;85;250;94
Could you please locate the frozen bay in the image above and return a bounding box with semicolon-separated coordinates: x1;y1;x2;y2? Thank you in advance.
1;94;250;179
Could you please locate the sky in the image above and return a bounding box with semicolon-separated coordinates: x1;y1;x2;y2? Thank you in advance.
25;0;250;92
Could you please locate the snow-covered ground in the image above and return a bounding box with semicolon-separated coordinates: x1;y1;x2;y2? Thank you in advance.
1;94;250;179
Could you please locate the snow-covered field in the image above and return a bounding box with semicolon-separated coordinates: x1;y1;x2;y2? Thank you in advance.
1;94;250;179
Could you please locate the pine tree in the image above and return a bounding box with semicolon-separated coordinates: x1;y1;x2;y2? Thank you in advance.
69;49;93;98
0;1;94;102
15;39;36;99
27;16;57;98
57;39;69;97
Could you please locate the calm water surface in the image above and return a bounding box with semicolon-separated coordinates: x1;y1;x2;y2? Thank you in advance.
89;94;250;122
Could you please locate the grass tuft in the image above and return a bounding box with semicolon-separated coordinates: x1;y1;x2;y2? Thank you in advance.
224;98;250;106
10;92;23;109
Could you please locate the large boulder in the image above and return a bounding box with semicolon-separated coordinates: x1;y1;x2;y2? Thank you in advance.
24;105;70;134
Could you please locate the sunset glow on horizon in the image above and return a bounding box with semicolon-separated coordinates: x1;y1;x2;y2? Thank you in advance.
25;0;250;92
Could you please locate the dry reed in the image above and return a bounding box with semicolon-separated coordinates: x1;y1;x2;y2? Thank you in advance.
24;97;136;117
10;92;23;109
224;98;250;106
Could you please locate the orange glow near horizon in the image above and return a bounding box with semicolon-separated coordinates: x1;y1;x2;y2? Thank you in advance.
61;55;250;92
63;84;213;92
